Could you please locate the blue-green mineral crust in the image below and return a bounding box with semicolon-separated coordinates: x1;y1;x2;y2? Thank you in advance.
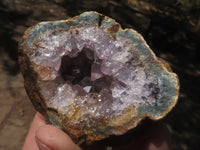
19;11;179;143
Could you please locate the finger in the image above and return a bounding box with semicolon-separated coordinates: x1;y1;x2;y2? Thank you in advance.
36;125;81;150
23;112;46;150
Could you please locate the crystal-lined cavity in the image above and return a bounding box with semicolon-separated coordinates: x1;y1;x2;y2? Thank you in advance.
19;12;179;143
29;25;162;115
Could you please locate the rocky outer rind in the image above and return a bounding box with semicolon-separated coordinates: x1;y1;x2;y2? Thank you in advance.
18;11;179;143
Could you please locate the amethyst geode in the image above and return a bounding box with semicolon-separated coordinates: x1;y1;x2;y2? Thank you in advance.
19;12;179;143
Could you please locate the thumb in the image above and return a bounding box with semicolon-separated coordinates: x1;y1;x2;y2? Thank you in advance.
35;125;81;150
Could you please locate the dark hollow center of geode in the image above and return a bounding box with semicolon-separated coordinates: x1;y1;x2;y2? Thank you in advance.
59;48;93;84
59;48;113;94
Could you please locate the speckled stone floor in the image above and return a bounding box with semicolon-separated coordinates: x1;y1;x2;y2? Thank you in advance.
0;52;35;150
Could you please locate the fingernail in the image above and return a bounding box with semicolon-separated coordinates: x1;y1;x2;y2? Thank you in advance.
35;136;52;150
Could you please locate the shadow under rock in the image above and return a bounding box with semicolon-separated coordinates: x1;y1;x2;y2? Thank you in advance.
81;119;171;150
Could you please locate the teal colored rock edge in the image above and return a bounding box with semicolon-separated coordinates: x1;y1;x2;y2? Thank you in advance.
23;12;101;47
22;11;179;124
47;111;64;130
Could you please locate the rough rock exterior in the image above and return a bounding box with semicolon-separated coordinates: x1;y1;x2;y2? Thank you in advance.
18;11;179;143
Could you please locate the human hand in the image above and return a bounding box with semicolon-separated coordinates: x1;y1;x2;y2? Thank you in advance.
23;112;171;150
22;112;81;150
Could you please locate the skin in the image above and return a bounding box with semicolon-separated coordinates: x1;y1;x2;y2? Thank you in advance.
23;112;80;150
23;112;171;150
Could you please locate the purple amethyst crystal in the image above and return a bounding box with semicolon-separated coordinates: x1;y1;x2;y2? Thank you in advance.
19;11;179;143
